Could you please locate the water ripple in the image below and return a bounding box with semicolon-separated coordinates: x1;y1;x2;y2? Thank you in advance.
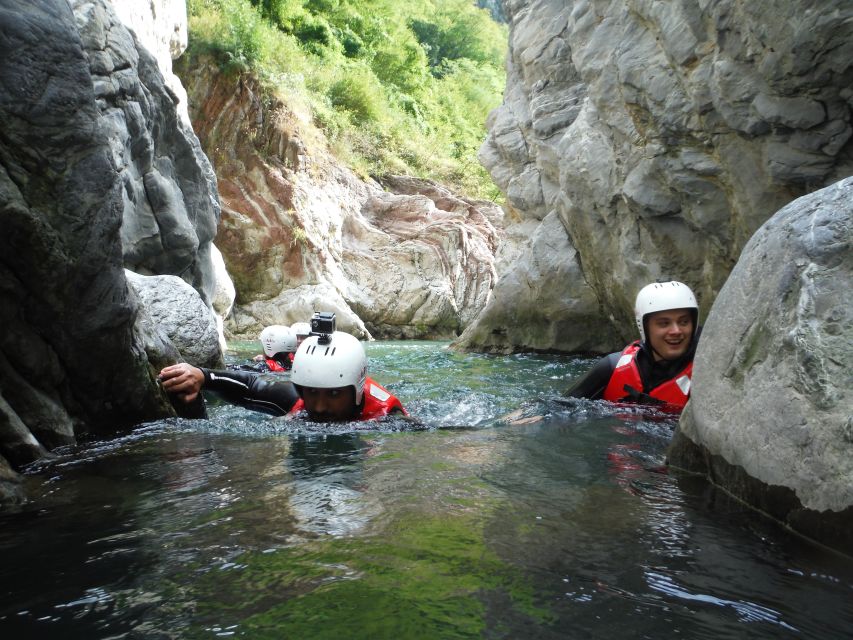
645;570;799;631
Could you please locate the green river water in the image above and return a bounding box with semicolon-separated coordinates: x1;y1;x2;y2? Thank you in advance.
1;341;851;639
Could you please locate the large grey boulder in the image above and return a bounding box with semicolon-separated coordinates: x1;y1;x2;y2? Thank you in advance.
669;178;853;553
466;0;853;352
126;271;223;368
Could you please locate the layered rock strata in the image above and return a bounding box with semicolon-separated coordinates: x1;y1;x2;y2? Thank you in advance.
460;0;853;352
177;62;503;340
669;178;853;554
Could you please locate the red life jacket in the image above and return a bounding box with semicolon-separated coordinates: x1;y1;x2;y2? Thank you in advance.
265;357;289;372
289;377;407;420
602;341;692;412
361;377;408;419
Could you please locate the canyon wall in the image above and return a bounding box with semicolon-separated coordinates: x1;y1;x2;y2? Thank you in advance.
0;0;220;501
458;0;853;352
177;61;505;340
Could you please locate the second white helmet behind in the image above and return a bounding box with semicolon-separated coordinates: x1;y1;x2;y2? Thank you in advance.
291;331;367;404
634;281;698;342
291;322;311;338
259;325;297;357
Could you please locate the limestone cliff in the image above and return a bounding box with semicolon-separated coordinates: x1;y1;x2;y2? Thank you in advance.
458;0;853;353
177;60;504;340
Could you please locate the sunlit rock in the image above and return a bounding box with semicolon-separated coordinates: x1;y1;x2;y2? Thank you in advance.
210;244;235;351
106;0;190;124
177;64;503;340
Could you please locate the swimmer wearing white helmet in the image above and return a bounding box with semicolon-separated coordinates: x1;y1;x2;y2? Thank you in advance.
256;325;297;371
158;313;408;422
564;280;700;412
290;328;407;422
290;321;311;349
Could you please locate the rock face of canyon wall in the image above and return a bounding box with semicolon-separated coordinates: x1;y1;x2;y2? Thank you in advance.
107;0;190;124
106;0;235;342
177;62;504;340
458;0;853;352
0;0;221;503
72;0;220;303
669;178;853;554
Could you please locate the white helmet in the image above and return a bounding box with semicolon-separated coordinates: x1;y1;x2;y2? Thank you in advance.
291;322;311;338
291;331;367;404
259;325;297;357
634;281;698;342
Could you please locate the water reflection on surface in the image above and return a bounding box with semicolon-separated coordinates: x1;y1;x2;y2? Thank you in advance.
1;342;852;639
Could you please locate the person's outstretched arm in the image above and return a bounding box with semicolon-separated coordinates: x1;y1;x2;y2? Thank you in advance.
200;368;300;416
563;352;621;400
159;364;298;417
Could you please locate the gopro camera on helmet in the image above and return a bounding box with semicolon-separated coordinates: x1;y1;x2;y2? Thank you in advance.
310;311;336;344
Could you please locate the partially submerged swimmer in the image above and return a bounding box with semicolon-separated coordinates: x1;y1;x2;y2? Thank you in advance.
290;330;407;422
564;280;700;413
159;328;408;423
240;324;297;372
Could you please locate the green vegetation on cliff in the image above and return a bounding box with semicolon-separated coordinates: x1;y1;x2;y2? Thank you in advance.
185;0;507;199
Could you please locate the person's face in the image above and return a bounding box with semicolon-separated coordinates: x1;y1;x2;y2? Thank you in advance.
300;386;357;422
295;335;307;348
646;308;694;361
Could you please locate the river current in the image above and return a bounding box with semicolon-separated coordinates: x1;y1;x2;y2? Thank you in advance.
2;341;851;639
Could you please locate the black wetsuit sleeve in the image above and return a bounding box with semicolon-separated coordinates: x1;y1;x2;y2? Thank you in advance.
226;361;268;373
563;352;621;400
200;368;300;416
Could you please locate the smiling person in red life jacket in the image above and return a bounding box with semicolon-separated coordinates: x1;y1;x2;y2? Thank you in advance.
289;328;407;422
564;281;700;412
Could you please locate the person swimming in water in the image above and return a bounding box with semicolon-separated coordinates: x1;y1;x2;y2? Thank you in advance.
288;328;407;422
564;280;700;412
241;324;297;372
159;313;407;422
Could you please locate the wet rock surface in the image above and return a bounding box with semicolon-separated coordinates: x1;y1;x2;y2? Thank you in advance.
0;0;219;501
